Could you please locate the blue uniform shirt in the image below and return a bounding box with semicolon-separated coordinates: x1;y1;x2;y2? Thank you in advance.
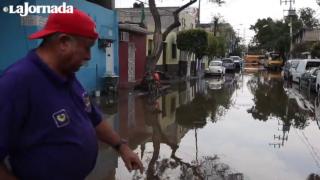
0;50;103;180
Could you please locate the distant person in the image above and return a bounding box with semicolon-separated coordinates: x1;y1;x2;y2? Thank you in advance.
0;9;143;179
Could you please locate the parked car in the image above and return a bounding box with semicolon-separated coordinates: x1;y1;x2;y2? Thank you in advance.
315;94;320;129
285;83;314;112
205;60;225;76
317;69;320;94
300;67;320;92
229;56;243;68
282;59;300;80
291;59;320;83
222;58;236;71
206;76;225;90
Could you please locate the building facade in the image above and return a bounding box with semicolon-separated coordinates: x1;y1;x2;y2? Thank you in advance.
118;24;148;88
117;6;198;77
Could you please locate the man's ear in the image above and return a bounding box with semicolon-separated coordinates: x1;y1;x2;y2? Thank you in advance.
57;34;74;52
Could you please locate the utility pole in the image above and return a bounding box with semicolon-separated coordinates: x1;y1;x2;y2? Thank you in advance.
198;0;201;26
280;0;296;59
269;120;290;148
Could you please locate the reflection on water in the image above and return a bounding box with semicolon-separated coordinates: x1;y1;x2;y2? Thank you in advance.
87;71;320;180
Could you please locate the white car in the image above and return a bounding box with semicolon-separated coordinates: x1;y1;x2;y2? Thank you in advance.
291;59;320;83
205;60;226;76
206;77;225;90
317;69;320;94
282;59;300;80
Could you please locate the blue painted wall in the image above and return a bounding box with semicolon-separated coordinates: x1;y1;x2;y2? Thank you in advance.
0;0;119;93
0;0;38;73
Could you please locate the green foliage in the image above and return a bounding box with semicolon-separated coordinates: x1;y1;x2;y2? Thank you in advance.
177;29;208;59
207;33;218;59
311;42;320;58
216;36;226;57
250;7;319;56
299;7;319;28
206;33;227;58
292;41;314;57
250;18;290;53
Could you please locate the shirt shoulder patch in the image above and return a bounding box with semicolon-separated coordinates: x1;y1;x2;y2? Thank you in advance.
82;92;92;113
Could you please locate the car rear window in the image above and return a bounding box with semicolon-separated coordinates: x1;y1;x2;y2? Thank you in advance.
210;61;222;66
306;62;320;70
230;56;240;60
223;59;233;63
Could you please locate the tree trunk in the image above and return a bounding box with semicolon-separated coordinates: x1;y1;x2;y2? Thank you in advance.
187;52;191;79
144;0;197;74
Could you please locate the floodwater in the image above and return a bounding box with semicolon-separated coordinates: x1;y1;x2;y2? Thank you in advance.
87;67;320;180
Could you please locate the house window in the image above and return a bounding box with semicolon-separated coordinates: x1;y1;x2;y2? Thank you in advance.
120;31;129;42
172;43;177;59
181;18;186;29
148;39;153;56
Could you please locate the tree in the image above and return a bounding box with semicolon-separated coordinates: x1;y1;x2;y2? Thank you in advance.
145;0;224;75
292;41;314;57
250;7;319;57
299;7;319;28
177;29;208;76
207;32;219;59
250;18;291;55
212;14;222;36
216;36;226;57
311;41;320;58
177;29;208;60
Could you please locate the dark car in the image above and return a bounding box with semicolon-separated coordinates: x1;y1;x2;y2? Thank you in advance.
229;56;243;68
222;58;236;71
300;67;320;92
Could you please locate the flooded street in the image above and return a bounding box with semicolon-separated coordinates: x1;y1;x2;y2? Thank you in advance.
87;66;320;180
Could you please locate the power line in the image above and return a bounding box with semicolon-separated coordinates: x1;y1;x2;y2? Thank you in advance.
294;128;320;170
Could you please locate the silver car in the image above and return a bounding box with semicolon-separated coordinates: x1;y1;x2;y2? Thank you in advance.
229;56;243;68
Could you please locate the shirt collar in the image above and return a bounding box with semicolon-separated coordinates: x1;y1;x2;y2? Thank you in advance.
27;49;75;86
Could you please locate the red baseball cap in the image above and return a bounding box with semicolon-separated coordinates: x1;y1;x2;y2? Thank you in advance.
29;9;98;40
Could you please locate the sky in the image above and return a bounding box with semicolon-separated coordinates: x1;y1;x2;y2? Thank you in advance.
116;0;320;44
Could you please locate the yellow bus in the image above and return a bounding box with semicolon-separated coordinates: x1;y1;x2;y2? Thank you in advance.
244;55;262;64
263;52;283;69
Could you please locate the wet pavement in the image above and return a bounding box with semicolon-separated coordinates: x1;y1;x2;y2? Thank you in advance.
87;65;320;180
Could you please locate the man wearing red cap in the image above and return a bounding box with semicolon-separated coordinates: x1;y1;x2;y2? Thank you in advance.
0;9;143;179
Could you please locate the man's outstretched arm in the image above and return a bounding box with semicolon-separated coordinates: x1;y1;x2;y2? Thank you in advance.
95;120;144;173
0;163;17;180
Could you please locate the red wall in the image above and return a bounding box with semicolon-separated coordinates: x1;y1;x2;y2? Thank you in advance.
131;34;146;82
119;41;128;87
119;32;146;88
